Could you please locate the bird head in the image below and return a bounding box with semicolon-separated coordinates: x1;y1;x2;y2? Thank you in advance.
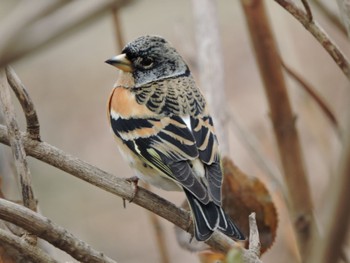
105;35;190;86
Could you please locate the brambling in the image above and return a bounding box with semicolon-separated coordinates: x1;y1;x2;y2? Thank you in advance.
105;35;244;241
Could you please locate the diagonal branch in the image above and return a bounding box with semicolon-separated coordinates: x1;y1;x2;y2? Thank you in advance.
312;0;347;35
0;0;70;63
0;124;241;254
301;0;313;21
0;0;130;68
281;60;340;133
274;0;350;80
5;66;41;141
0;70;36;213
0;199;117;263
0;228;57;263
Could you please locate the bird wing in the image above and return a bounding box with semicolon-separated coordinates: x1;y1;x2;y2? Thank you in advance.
190;114;223;205
110;112;210;204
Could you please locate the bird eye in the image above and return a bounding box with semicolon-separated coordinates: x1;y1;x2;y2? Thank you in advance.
139;57;154;69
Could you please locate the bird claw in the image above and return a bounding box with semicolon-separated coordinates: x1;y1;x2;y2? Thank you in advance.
123;176;139;208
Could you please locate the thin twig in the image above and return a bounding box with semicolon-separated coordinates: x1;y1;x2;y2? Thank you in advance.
227;112;286;197
0;199;117;263
307;120;350;262
111;6;125;51
274;0;350;80
0;0;70;63
0;228;57;263
241;0;316;259
301;0;313;21
0;0;130;68
5;66;41;141
0;70;36;213
312;0;347;35
0;124;242;254
281;60;340;133
147;200;171;263
247;213;261;259
228;213;263;263
336;0;350;37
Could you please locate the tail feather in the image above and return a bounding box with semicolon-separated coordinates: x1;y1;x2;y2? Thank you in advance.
217;208;245;240
184;189;245;241
185;189;217;241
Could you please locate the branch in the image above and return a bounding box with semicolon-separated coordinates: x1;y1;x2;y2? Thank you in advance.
227;112;287;198
5;66;41;141
301;0;313;21
243;213;262;263
307;121;350;262
0;124;241;254
281;60;340;133
227;213;262;263
241;0;316;259
312;0;347;35
0;0;130;68
274;0;350;80
0;70;36;213
0;228;57;263
0;0;70;63
0;199;117;263
111;6;125;51
336;0;350;37
147;203;171;263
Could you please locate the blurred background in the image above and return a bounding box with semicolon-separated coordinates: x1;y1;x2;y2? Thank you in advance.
0;0;349;262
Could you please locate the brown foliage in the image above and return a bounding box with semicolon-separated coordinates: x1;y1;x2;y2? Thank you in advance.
222;157;278;254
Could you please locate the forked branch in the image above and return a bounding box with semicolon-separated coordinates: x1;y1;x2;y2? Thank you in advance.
274;0;350;80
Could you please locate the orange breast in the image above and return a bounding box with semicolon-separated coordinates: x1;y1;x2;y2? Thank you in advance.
108;87;156;119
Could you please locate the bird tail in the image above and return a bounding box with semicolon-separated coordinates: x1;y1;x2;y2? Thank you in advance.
184;189;245;241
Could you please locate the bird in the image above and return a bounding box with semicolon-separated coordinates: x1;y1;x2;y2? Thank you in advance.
105;35;244;241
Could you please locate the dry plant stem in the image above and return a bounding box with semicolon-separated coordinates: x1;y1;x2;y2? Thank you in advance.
192;0;229;155
0;0;70;62
301;0;313;21
0;126;265;262
312;0;347;35
242;213;261;263
241;0;315;259
0;228;57;263
0;125;239;254
227;112;287;198
111;6;125;51
281;60;339;131
0;199;117;263
0;70;36;213
147;201;170;263
0;0;129;68
273;0;350;80
5;66;41;141
336;0;350;37
307;122;350;262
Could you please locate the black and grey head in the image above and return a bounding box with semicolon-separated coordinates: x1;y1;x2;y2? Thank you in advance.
106;35;190;86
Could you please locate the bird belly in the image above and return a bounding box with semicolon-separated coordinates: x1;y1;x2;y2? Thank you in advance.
113;136;181;191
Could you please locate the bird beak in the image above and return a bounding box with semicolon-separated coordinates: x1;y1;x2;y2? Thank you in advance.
105;54;133;72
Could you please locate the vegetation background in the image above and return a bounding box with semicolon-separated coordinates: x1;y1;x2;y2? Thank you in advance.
0;0;349;262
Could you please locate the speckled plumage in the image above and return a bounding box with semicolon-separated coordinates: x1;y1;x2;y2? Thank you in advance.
106;35;244;241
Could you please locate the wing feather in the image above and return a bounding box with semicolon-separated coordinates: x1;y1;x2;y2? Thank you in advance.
190;114;223;205
110;114;210;203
